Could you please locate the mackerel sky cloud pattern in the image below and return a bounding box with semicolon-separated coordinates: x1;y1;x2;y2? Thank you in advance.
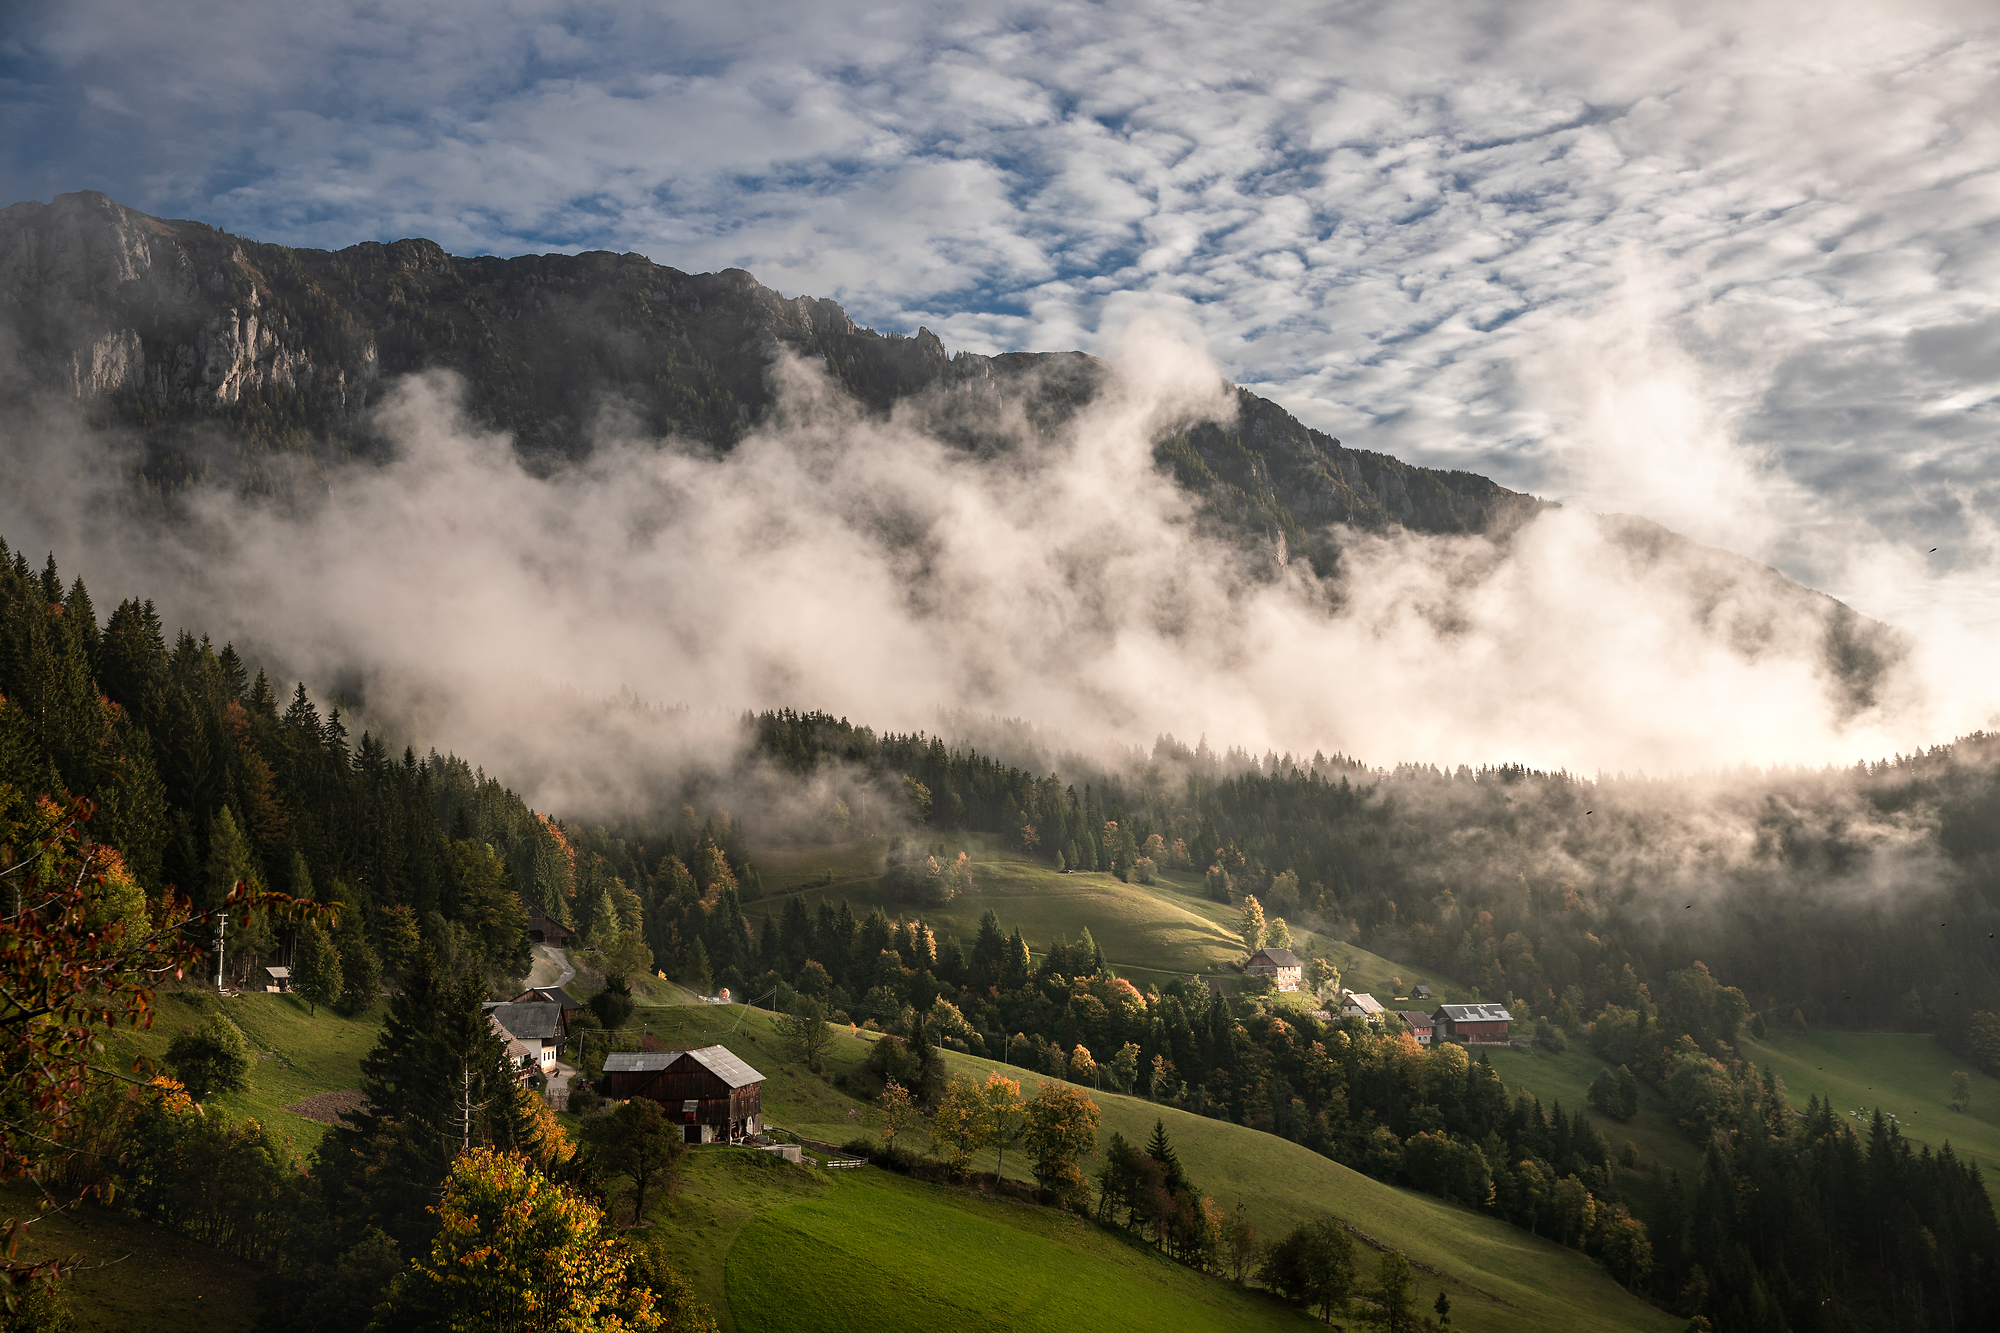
8;0;2000;628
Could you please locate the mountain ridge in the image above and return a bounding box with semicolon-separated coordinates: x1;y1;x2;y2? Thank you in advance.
0;190;1905;715
0;190;1540;544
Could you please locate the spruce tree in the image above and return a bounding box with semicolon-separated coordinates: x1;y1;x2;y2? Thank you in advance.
323;951;512;1252
203;805;259;911
294;919;343;1017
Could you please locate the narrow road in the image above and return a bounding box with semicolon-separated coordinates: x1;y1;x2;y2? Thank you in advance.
528;943;575;989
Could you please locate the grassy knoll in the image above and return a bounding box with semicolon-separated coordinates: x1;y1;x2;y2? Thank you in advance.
746;839;1469;1005
100;989;385;1155
643;1149;829;1330
1739;1030;2000;1186
2;1186;257;1333
1483;1045;1703;1181
640;1001;1677;1333
721;1158;1318;1333
646;1150;1315;1333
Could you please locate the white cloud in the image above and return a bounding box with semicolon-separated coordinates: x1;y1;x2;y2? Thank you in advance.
10;0;2000;714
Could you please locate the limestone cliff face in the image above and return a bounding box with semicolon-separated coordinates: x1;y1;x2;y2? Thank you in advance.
0;191;364;421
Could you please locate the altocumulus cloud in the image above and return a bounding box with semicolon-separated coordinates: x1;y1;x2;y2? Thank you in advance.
8;1;2000;646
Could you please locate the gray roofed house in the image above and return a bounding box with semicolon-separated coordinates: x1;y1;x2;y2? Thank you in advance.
485;1002;566;1075
1394;1010;1437;1045
600;1046;765;1088
1434;1003;1513;1023
484;1002;565;1043
1245;947;1304;992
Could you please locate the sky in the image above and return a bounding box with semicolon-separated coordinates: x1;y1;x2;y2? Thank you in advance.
6;0;2000;780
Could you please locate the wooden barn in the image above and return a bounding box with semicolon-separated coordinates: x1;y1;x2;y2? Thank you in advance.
598;1045;765;1144
523;907;576;947
1432;1002;1513;1044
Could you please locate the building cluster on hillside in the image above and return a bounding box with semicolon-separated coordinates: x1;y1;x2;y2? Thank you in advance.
1327;989;1512;1046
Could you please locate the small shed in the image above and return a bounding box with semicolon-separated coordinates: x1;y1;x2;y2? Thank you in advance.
1411;984;1434;1001
599;1045;765;1144
1245;947;1303;992
263;966;291;994
1432;1002;1513;1044
524;908;576;947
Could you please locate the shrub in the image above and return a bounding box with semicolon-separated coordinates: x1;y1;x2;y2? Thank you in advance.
165;1013;252;1102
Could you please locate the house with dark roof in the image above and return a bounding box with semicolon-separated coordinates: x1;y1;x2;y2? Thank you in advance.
1411;984;1434;1001
1394;1010;1437;1046
484;1001;566;1075
1432;1002;1513;1044
510;985;583;1022
1245;947;1303;992
599;1045;765;1144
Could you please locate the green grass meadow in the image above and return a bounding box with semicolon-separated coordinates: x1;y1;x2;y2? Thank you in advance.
645;999;1677;1333
721;1161;1318;1333
1739;1030;2000;1185
102;988;386;1156
1483;1044;1704;1181
2;1185;259;1333
745;838;1471;1005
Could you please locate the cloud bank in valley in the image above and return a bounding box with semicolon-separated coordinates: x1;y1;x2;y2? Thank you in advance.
5;320;1990;822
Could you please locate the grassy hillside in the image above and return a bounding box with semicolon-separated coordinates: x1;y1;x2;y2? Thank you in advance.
650;1150;1316;1333
640;1000;1677;1333
101;989;386;1155
1740;1030;2000;1185
1483;1045;1703;1180
2;1186;258;1333
749;839;1467;1004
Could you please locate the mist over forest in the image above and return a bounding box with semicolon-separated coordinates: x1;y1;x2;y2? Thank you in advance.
7;186;2000;1333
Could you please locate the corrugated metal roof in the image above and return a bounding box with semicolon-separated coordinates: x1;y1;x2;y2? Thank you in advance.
603;1052;682;1073
1436;1003;1513;1022
686;1044;765;1088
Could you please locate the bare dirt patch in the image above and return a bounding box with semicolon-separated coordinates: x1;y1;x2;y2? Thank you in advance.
283;1088;369;1125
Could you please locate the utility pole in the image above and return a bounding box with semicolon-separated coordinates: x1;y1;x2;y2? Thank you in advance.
213;909;229;990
